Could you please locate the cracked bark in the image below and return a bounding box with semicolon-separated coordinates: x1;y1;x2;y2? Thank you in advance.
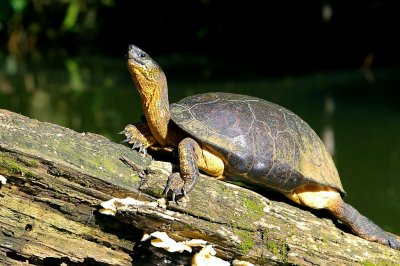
0;109;399;265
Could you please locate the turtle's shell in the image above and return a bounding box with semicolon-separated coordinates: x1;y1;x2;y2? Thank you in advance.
170;92;345;195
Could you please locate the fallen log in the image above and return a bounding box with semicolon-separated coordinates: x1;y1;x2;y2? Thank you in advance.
0;109;399;265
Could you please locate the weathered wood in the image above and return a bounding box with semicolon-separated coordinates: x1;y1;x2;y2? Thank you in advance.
0;109;399;265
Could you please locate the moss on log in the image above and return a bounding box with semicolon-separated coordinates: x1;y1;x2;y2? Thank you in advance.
0;109;399;265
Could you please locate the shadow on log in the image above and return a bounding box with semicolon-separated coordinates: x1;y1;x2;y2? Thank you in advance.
0;109;399;265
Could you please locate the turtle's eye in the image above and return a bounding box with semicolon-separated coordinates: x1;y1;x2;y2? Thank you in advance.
139;52;147;59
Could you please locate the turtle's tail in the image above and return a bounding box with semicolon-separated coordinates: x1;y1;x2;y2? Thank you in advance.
328;198;400;250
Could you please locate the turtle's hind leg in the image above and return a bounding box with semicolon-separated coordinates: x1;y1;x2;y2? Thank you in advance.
328;198;400;250
289;185;400;250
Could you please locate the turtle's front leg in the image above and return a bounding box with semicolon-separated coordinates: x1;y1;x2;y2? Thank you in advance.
163;138;225;201
164;138;200;201
120;123;156;155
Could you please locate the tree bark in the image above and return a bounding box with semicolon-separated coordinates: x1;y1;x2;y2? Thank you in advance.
0;109;399;265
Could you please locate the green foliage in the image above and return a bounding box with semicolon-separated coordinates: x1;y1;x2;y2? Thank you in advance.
0;2;11;21
1;0;115;57
65;59;84;91
101;0;114;7
62;0;80;31
10;0;28;13
0;0;27;24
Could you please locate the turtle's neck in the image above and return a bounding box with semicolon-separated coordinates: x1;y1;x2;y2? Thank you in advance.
131;69;171;146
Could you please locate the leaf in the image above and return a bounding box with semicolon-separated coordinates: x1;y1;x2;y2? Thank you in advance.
10;0;27;13
62;0;80;31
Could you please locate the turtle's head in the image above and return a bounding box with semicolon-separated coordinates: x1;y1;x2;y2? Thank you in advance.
127;44;166;98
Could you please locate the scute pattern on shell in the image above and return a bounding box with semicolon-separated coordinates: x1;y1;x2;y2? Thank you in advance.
170;92;344;194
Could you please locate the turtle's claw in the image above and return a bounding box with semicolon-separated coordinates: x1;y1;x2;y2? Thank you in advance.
386;234;400;250
140;146;147;156
131;141;139;149
171;193;176;203
120;124;149;156
163;173;185;202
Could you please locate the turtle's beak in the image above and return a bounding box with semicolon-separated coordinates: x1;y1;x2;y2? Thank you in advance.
128;44;142;60
128;44;148;68
127;45;136;60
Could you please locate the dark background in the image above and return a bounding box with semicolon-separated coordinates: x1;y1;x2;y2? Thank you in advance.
1;0;399;77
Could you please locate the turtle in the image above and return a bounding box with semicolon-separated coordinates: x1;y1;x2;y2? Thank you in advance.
123;44;400;250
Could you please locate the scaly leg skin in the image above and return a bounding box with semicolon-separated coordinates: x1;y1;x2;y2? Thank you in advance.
120;123;157;156
329;198;400;250
163;138;200;201
289;186;400;250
